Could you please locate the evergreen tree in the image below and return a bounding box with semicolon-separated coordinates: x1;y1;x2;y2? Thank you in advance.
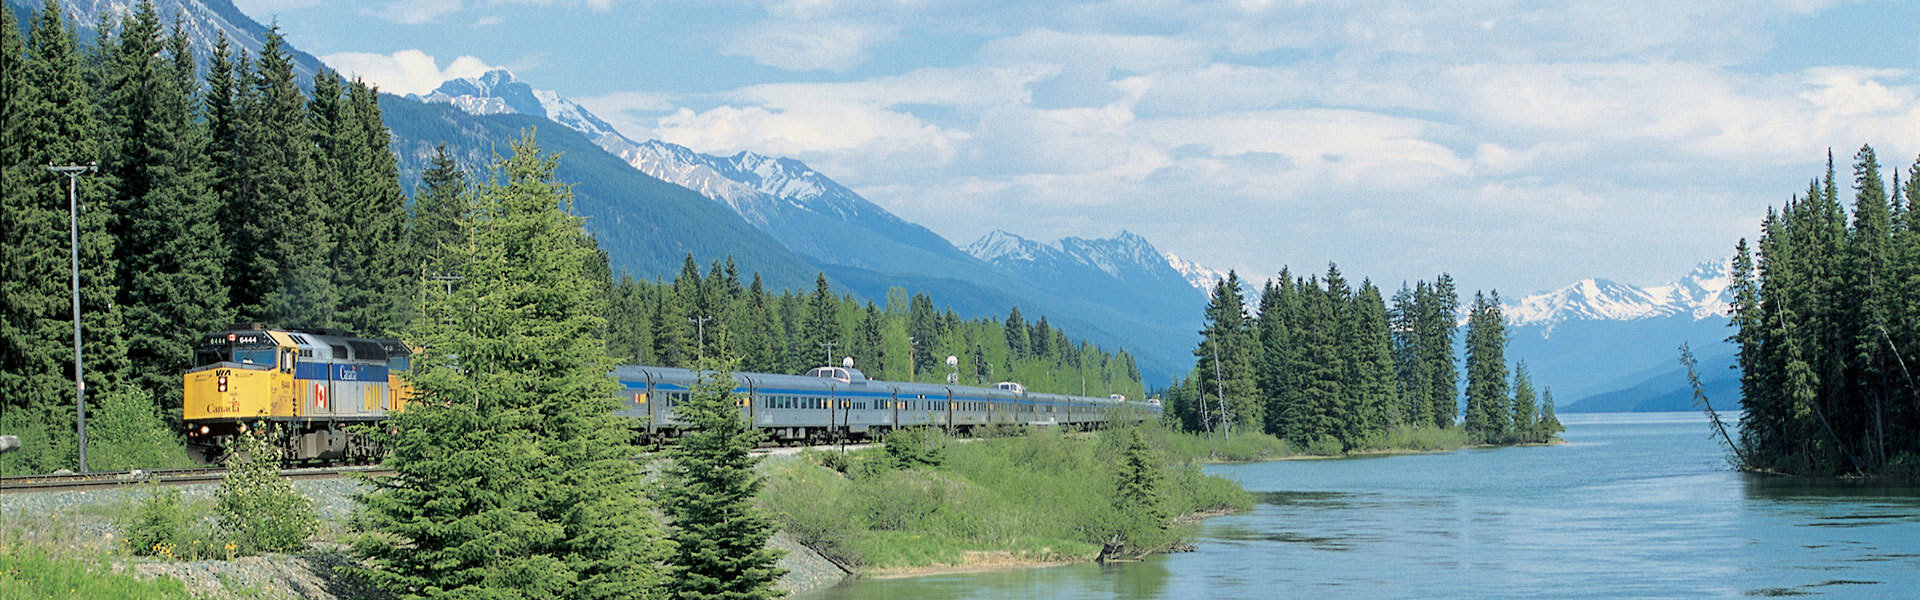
411;143;470;283
2;1;131;473
1511;362;1538;443
1004;306;1029;361
1422;274;1460;428
662;351;785;600
333;80;412;335
1195;271;1261;432
1537;389;1564;441
103;3;228;410
236;26;333;328
1255;275;1301;437
1348;282;1399;442
1102;427;1170;560
1463;290;1511;444
351;133;669;600
803;273;838;368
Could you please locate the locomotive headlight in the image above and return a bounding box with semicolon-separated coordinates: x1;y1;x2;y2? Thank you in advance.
199;425;210;435
218;375;228;392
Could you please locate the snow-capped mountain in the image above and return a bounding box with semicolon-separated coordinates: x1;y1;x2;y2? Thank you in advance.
966;230;1188;286
1164;252;1230;298
1505;258;1732;328
418;69;623;141
10;0;330;83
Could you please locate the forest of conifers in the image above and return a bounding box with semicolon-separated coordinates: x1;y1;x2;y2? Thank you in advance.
0;2;1140;474
1726;145;1920;477
1163;267;1562;453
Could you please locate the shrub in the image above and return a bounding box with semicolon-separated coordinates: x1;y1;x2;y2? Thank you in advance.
118;488;228;561
88;388;194;471
882;427;946;469
215;428;316;554
1305;435;1344;456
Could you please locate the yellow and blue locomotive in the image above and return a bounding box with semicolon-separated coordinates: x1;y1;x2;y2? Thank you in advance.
181;325;412;462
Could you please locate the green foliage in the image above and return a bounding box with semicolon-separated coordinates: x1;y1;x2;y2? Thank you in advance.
0;546;196;600
661;352;785;600
351;132;668;600
1463;290;1511;444
119;488;228;561
1103;428;1172;559
761;427;1252;570
1728;144;1920;476
216;428;316;554
882;427;947;469
87;387;193;471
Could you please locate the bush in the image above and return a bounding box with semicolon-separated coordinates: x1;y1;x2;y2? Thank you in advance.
119;488;227;561
88;388;194;471
215;429;316;554
882;427;946;469
1305;435;1344;456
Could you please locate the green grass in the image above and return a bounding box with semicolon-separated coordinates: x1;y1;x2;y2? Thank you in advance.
761;427;1253;570
0;546;194;600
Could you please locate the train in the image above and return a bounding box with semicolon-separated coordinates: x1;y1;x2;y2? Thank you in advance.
183;326;1161;462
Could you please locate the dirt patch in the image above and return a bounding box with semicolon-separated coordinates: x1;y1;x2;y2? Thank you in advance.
865;551;1078;579
123;550;390;600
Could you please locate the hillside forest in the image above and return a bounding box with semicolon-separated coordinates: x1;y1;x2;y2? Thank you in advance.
1724;145;1920;477
0;2;1140;474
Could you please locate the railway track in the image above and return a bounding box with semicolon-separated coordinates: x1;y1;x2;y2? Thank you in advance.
0;465;393;494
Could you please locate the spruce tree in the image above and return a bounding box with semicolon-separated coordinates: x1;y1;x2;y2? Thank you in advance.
351;133;668;600
1463;291;1511;444
1349;282;1399;441
1104;427;1170;560
3;1;131;472
104;4;228;410
1538;389;1564;441
1004;306;1029;361
662;351;785;600
332;80;412;335
1511;362;1538;443
236;26;333;328
1195;271;1261;432
1423;274;1461;428
411;143;470;282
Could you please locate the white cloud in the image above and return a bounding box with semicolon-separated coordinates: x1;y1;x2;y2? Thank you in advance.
319;49;498;96
649;103;969;180
724;21;895;72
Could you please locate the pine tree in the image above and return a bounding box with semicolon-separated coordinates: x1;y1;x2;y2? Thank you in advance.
662;350;785;600
1004;306;1029;361
236;26;332;328
1255;275;1301;438
1423;274;1460;428
1463;290;1511;444
103;3;228;412
1348;281;1399;442
1195;271;1261;433
1511;362;1538;443
1538;389;1564;441
351;132;669;600
411;143;469;284
803;273;838;368
333;80;412;335
2;1;132;473
1102;427;1170;560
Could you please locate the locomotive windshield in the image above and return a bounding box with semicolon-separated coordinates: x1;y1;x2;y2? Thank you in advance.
193;344;276;367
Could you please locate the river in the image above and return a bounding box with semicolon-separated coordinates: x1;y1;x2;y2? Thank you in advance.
797;412;1920;599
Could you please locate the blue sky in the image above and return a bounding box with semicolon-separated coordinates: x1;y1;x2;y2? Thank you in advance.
244;0;1918;296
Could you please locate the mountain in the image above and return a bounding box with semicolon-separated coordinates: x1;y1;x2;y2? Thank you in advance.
7;0;329;83
1500;258;1740;410
376;97;821;291
416;70;1206;385
966;230;1204;324
1505;258;1732;331
1164;252;1230;299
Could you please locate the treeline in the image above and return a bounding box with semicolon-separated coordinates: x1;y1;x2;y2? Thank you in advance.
1163;266;1561;452
1727;145;1920;477
3;2;413;473
0;1;1140;474
603;262;1144;398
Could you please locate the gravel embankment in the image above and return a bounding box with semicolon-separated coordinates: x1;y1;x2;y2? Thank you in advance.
4;474;850;598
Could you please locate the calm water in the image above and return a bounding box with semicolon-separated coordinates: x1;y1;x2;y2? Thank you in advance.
800;413;1920;599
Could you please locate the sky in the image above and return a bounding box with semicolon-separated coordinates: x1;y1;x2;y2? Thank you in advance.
240;0;1918;297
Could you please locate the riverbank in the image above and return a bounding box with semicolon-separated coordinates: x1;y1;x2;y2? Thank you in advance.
760;427;1255;580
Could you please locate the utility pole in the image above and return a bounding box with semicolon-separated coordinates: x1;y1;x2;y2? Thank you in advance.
47;163;95;473
818;341;837;367
687;316;712;360
1212;337;1230;442
907;336;916;383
